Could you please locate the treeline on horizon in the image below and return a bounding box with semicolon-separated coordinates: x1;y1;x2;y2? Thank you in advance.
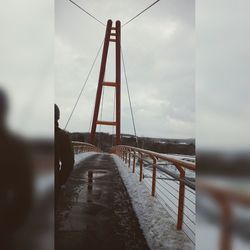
70;132;195;155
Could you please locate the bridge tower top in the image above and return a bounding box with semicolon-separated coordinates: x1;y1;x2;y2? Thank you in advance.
90;19;121;145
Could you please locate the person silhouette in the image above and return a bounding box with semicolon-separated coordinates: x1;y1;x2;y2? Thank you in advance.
0;88;33;248
55;104;74;195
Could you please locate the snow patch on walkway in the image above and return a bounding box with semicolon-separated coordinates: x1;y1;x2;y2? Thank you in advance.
74;152;97;168
112;154;194;250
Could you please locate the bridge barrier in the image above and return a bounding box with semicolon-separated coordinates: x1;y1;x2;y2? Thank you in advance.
72;141;100;154
198;181;250;250
111;145;196;241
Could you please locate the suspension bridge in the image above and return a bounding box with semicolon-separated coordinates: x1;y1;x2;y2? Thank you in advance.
56;1;195;249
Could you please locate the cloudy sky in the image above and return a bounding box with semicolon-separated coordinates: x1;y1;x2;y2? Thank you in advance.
196;0;250;151
1;0;248;150
55;0;195;139
0;0;53;138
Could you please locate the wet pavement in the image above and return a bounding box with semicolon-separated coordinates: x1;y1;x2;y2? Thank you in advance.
56;153;149;250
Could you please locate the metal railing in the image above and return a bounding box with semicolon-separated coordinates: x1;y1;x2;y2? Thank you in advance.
72;141;100;154
111;145;196;242
198;181;250;250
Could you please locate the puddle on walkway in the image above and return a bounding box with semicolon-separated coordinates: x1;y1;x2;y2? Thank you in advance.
86;169;110;191
86;169;110;179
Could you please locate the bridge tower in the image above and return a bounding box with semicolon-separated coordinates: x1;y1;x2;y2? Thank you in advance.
90;19;121;145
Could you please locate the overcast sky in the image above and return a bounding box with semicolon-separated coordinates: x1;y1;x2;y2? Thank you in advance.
196;0;250;151
55;0;195;139
0;0;53;138
1;0;248;150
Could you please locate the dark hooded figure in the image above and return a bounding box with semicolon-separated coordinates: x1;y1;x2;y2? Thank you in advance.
0;89;32;248
55;104;74;195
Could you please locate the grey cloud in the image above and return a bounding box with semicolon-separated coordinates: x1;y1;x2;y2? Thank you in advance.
56;0;195;139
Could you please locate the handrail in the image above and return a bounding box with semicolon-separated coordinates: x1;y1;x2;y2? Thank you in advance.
111;145;196;233
198;181;250;250
198;181;250;206
72;141;100;153
111;145;195;171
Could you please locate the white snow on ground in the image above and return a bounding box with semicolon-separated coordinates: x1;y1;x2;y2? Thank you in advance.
124;155;195;242
161;153;195;163
74;152;97;168
141;166;195;243
112;154;194;250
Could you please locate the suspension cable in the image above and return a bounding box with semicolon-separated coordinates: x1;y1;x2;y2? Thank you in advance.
68;0;105;26
98;87;105;148
68;0;160;28
121;48;138;146
88;100;95;132
88;99;95;141
64;41;104;130
122;0;160;27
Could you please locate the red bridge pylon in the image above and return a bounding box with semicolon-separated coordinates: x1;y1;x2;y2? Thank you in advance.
90;19;121;145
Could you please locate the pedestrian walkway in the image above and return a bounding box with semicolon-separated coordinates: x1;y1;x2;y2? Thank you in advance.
55;153;149;250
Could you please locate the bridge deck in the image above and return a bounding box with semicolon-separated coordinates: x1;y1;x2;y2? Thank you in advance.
55;153;149;250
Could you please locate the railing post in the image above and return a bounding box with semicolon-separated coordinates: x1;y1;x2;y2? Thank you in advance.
177;166;185;230
132;150;136;173
151;155;157;196
139;153;143;182
219;198;232;250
